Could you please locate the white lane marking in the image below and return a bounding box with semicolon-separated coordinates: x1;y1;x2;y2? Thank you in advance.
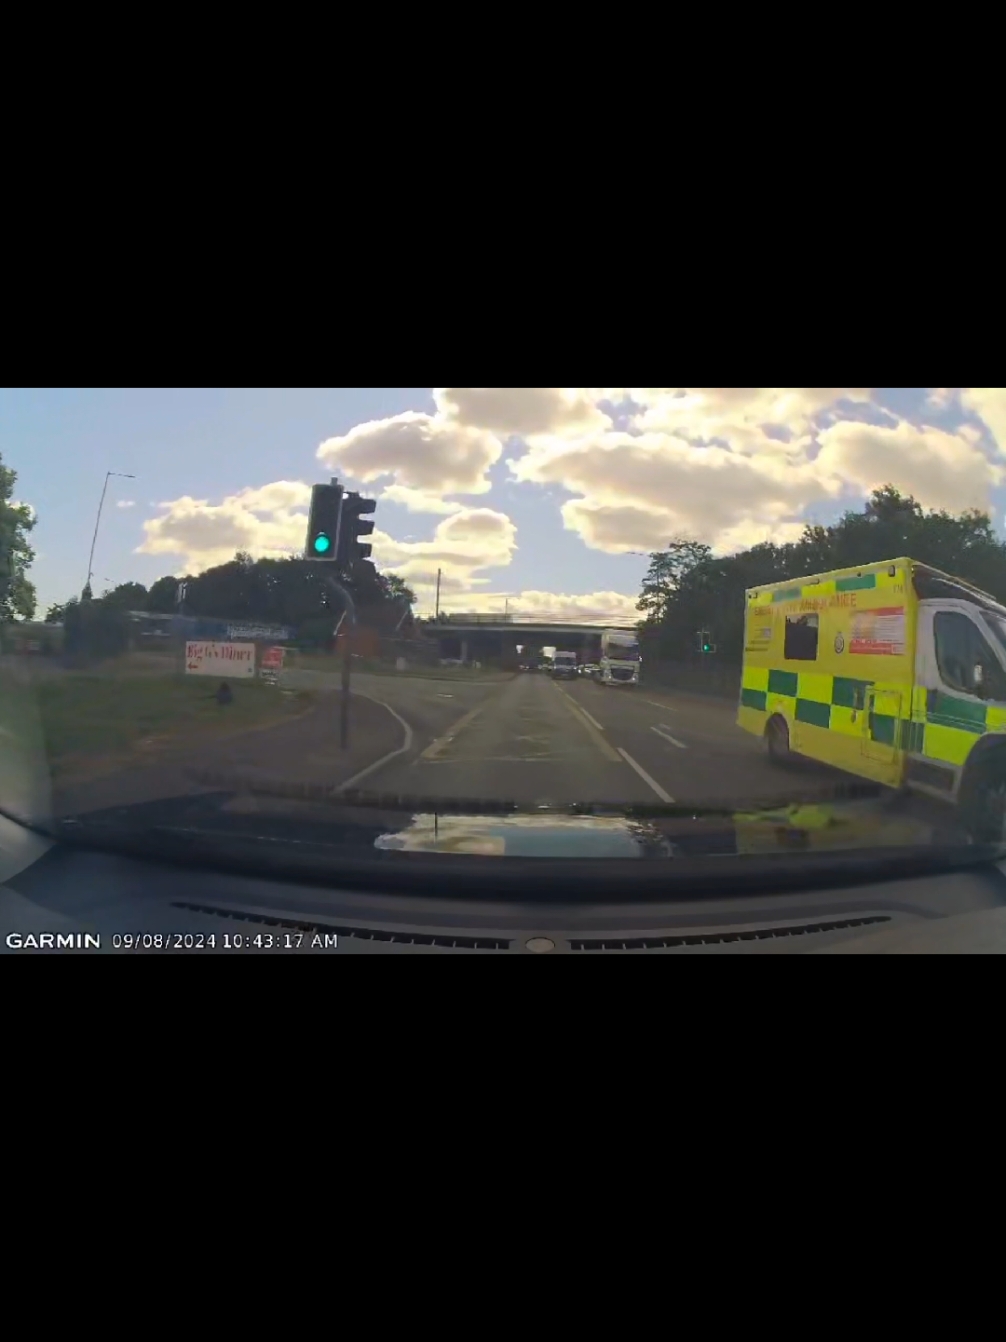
335;694;414;792
652;725;687;749
617;748;674;803
555;685;604;729
553;683;620;761
418;706;482;760
577;704;605;732
644;699;675;712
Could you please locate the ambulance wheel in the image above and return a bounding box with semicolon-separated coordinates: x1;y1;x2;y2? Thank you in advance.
766;715;795;768
959;751;1006;845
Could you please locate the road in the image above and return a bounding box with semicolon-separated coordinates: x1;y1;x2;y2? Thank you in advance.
361;669;860;810
8;664;964;836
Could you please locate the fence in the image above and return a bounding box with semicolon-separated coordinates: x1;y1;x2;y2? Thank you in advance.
643;658;740;701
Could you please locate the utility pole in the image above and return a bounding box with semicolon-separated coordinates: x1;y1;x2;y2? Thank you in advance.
85;470;134;597
325;576;357;750
434;568;442;620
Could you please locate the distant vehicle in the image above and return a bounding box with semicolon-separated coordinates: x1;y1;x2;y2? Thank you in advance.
551;651;578;679
579;663;599;678
599;630;640;686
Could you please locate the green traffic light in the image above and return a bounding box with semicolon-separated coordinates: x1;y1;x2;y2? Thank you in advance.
313;534;331;554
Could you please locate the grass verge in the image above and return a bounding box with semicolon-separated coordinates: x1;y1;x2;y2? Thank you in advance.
18;672;316;785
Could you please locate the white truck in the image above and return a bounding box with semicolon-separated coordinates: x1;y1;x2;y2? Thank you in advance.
599;629;640;686
551;650;579;680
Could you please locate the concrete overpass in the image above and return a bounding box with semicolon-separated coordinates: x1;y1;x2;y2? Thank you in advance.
417;612;639;667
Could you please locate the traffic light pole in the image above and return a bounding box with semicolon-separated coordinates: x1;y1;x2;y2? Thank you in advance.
305;478;376;748
324;574;357;749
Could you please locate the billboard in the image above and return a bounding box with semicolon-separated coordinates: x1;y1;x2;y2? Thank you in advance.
185;641;256;678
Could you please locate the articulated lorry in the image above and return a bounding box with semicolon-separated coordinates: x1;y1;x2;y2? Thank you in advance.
599;629;640;685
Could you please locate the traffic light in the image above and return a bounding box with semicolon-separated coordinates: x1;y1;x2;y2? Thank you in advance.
305;483;344;560
696;628;714;654
337;492;376;565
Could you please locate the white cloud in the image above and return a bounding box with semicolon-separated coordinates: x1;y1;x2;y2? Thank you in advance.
485;388;1004;555
815;420;1005;515
134;389;1006;618
378;484;464;515
590;387;872;448
511;429;843;555
961;388;1006;455
317;410;502;497
116;499;136;509
435;387;611;439
375;507;517;600
137;480;312;573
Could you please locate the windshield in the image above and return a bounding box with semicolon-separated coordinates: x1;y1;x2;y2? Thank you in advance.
982;610;1006;660
3;386;1005;877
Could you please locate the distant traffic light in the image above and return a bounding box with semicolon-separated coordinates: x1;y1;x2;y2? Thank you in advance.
696;628;714;654
337;492;376;566
305;483;344;560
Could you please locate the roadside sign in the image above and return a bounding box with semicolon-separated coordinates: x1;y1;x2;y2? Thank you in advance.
185;641;255;678
261;646;285;671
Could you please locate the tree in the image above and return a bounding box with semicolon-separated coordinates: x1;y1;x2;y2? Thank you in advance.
137;551;412;641
100;581;149;612
0;452;37;621
62;596;129;667
379;572;416;608
44;602;70;624
639;486;1006;668
145;576;181;613
637;541;712;624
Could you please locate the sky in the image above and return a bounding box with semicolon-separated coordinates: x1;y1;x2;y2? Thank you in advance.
5;387;1006;620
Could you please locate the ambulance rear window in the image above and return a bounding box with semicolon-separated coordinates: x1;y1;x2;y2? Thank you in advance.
784;613;819;661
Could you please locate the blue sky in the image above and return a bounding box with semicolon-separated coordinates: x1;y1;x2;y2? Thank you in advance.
4;387;1004;619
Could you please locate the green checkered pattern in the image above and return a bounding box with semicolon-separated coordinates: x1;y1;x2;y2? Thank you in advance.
741;672;995;755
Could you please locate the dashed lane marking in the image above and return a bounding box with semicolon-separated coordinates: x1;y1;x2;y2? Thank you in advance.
652;725;687;750
553;683;621;762
576;704;606;732
617;748;674;803
644;699;675;712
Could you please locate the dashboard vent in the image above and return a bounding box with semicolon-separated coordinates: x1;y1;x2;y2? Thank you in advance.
570;915;890;951
170;901;510;951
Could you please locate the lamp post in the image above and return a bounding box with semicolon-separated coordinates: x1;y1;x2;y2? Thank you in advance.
85;471;135;598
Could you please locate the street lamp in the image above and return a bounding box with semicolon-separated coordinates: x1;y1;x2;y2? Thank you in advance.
85;471;135;597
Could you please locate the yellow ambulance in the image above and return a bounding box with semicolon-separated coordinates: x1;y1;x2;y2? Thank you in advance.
736;557;1006;842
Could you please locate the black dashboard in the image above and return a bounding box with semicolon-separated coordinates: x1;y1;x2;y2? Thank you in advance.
4;809;1006;954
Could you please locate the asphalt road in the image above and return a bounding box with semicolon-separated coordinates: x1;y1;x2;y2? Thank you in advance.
362;669;862;810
